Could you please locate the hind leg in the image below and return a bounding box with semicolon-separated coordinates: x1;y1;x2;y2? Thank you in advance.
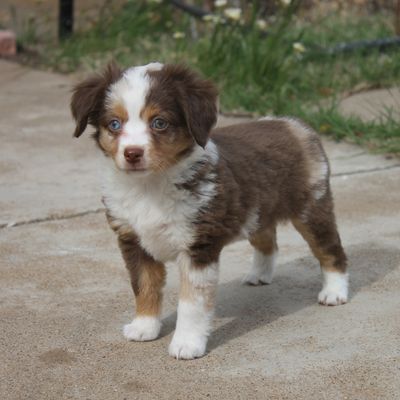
243;227;278;285
292;193;348;305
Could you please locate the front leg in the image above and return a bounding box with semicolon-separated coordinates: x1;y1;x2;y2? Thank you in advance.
118;236;166;341
169;253;219;359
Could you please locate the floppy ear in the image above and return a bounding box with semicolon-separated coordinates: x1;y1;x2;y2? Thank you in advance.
181;69;218;148
70;61;122;138
165;65;218;148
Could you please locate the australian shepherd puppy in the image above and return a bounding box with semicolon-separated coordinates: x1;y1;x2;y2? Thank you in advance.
71;62;348;359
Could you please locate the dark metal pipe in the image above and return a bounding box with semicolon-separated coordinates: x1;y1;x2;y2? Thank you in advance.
169;0;210;18
325;37;400;55
59;0;74;39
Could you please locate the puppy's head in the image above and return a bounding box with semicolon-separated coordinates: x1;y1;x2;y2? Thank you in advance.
71;62;218;173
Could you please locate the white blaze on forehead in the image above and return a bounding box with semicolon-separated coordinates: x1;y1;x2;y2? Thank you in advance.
106;62;164;151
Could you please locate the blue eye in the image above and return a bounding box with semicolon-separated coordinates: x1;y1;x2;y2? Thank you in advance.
151;117;168;131
108;119;121;131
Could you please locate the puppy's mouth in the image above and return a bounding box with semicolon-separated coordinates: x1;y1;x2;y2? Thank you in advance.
114;160;148;173
120;165;148;173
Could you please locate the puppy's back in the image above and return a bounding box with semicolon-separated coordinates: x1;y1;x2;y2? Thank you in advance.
210;118;330;219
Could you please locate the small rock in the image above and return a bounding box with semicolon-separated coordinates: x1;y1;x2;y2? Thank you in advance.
0;30;17;56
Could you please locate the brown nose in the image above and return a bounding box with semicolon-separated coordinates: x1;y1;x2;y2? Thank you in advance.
124;146;144;164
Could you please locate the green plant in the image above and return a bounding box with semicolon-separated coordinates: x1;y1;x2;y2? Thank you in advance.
193;0;304;113
299;105;400;154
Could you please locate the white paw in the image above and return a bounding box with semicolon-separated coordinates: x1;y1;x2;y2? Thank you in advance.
168;334;207;360
318;271;349;306
242;271;272;286
318;288;348;305
123;316;161;341
243;250;276;286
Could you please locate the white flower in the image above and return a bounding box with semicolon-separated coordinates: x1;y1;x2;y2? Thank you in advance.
293;42;306;53
203;14;222;24
214;0;227;7
280;0;291;6
202;14;213;22
173;31;185;39
256;19;267;31
223;7;241;21
147;0;162;4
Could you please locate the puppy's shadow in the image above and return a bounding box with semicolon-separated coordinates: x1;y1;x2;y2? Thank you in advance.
161;243;399;352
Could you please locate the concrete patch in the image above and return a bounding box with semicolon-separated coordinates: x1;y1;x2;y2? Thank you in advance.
339;87;400;123
1;167;399;399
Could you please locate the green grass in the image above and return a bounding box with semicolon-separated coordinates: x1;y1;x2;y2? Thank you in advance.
39;0;400;154
299;107;400;154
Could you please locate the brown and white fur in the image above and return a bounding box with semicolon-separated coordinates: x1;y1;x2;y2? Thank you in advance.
71;62;348;360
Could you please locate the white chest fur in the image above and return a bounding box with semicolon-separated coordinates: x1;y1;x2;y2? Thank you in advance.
103;174;198;262
102;145;218;263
